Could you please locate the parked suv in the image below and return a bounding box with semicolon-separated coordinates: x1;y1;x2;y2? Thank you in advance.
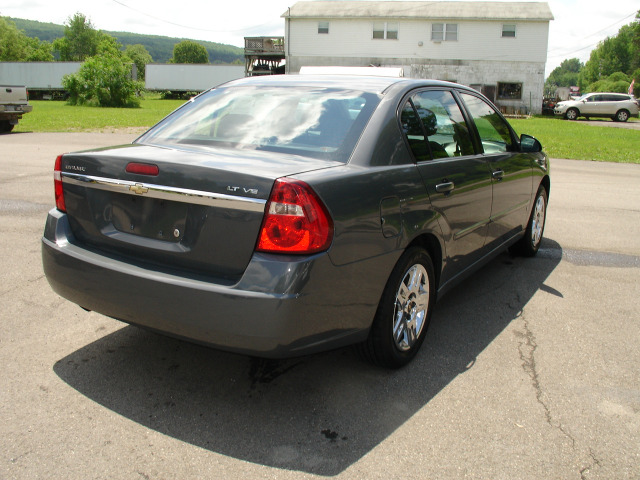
554;92;639;122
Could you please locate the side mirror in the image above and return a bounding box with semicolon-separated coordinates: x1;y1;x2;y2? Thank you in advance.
520;134;542;153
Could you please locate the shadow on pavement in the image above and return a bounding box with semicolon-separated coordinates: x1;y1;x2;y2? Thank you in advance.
54;238;562;476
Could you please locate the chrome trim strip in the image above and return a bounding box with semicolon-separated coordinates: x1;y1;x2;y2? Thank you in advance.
489;200;529;223
61;172;266;212
453;218;488;241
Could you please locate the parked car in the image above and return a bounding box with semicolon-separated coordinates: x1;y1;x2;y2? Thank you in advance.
554;92;639;122
42;74;550;368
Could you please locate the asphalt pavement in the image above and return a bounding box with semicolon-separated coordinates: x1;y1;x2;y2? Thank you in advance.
1;132;638;479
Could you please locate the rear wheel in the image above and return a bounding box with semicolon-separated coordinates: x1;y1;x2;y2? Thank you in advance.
360;247;436;368
0;121;14;133
511;185;547;257
615;109;630;122
565;108;579;120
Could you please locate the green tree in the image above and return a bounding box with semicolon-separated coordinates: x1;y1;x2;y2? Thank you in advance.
24;36;53;61
586;72;632;93
579;16;638;90
63;36;143;108
124;44;153;81
171;40;208;64
53;12;101;61
631;11;640;73
545;58;583;92
0;16;53;61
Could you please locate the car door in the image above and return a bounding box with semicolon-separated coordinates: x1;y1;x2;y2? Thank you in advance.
457;92;533;249
582;94;602;115
400;89;493;278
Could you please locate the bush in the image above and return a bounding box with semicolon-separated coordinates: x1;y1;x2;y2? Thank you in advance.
586;72;633;94
63;37;143;108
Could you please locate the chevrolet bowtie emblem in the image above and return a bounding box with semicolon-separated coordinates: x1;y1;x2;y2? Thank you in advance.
129;183;149;195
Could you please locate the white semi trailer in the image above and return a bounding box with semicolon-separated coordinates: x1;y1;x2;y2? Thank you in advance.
0;62;246;99
0;62;82;98
145;64;245;92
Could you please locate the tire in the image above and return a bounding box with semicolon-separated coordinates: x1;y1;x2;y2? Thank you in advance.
360;247;436;368
615;110;629;122
565;108;579;120
511;185;547;257
0;121;14;133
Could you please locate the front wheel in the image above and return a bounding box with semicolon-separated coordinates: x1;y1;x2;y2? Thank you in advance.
565;108;579;120
360;247;436;368
511;185;547;257
615;109;629;122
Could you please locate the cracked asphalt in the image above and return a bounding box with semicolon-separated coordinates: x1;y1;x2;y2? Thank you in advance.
1;132;639;479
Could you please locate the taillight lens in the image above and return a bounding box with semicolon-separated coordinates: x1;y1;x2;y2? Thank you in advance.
54;154;66;212
126;162;159;176
257;178;333;254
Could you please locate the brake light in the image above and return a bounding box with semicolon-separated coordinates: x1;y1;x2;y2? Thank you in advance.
257;178;333;254
54;155;66;212
126;162;159;176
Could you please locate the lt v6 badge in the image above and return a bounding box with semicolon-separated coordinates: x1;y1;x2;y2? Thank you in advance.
227;186;259;195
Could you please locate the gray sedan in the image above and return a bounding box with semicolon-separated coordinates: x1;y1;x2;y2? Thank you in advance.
42;74;549;368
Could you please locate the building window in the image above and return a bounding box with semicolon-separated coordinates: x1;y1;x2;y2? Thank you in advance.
497;82;522;100
373;22;398;40
502;24;516;37
318;22;329;34
431;23;458;42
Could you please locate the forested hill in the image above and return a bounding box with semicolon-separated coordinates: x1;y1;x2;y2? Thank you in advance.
9;17;244;64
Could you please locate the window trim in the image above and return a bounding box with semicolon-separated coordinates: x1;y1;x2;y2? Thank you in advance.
431;23;458;42
318;21;329;34
502;24;516;38
373;21;398;40
497;82;523;100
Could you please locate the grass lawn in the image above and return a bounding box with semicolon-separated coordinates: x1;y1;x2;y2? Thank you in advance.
12;100;640;164
510;116;640;164
15;98;186;133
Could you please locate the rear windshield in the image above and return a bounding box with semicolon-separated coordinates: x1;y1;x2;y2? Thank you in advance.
137;86;381;163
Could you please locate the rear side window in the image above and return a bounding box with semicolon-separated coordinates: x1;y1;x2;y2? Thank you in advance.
139;87;380;163
604;94;629;102
400;90;474;161
459;93;514;154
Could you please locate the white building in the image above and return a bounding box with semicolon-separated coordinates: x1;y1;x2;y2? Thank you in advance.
282;1;553;114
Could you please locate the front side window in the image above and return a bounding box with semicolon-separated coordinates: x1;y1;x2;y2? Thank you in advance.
497;82;522;100
318;21;329;34
400;90;474;161
431;23;458;41
502;24;516;37
460;93;513;154
138;86;380;163
373;22;398;39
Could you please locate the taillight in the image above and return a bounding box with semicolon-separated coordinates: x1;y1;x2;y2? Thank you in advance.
126;162;159;176
256;178;333;254
54;154;66;212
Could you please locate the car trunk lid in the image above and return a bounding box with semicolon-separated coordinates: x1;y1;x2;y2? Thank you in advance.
58;144;338;281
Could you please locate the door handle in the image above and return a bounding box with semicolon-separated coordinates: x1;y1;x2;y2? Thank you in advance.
435;181;455;194
492;169;504;180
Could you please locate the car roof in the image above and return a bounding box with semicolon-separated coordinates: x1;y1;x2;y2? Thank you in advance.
584;92;631;97
218;74;465;96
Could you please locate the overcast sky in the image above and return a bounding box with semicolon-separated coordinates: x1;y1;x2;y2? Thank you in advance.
1;0;638;76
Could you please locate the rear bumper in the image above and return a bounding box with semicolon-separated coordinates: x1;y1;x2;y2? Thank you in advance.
42;209;381;357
